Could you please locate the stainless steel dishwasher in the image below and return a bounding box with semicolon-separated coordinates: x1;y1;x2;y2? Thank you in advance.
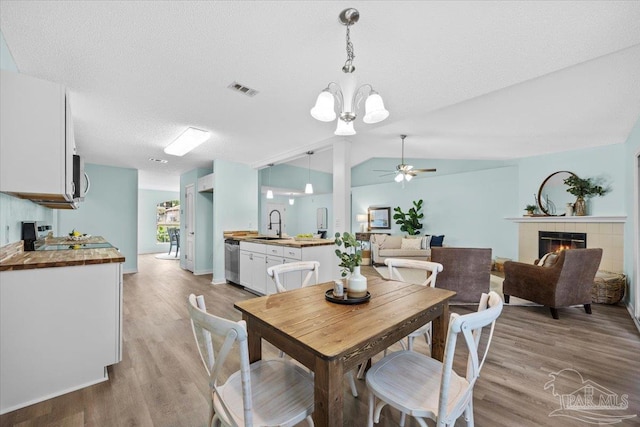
224;239;240;284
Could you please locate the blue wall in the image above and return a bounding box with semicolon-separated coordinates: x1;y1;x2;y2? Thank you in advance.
213;160;258;283
352;166;519;260
517;144;626;216
138;189;180;254
58;164;138;273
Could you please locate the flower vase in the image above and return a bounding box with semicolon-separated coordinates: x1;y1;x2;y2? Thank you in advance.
574;197;586;216
347;266;368;298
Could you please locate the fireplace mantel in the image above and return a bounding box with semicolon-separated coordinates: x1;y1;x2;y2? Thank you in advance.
506;216;626;223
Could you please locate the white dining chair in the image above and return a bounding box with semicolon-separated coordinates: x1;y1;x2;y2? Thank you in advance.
366;291;504;427
267;260;319;293
385;258;444;351
188;294;315;427
267;261;360;398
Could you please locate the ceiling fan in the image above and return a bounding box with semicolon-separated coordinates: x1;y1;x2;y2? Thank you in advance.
375;135;436;182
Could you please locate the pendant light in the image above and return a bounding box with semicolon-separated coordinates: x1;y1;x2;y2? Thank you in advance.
266;164;274;199
289;194;295;205
305;151;314;194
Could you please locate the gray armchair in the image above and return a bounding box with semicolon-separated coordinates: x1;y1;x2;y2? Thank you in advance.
430;247;492;303
503;248;603;319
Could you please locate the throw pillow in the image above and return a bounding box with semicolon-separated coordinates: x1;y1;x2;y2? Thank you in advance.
538;252;559;267
401;238;422;250
421;235;432;249
536;252;550;266
430;235;445;247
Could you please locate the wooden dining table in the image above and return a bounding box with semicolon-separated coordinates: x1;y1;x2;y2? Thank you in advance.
233;275;456;427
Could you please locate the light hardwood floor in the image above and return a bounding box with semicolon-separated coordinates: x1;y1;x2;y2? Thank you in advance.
1;254;639;426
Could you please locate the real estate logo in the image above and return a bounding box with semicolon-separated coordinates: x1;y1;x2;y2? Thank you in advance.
544;368;637;424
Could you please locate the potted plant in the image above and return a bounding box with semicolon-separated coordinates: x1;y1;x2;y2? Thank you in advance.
334;232;367;298
524;204;537;216
392;199;424;235
563;175;606;216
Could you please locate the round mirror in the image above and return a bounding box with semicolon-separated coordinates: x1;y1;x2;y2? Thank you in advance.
537;171;577;215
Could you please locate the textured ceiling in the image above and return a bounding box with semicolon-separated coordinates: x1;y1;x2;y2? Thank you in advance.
1;1;639;191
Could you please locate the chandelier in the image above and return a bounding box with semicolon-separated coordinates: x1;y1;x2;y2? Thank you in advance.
310;8;389;136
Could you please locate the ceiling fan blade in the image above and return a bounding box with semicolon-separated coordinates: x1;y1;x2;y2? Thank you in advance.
413;168;437;172
373;169;394;172
378;172;397;177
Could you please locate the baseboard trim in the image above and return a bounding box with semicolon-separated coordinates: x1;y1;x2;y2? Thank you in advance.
193;269;213;276
626;302;640;333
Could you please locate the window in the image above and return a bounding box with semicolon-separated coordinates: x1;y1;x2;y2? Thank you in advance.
157;200;180;243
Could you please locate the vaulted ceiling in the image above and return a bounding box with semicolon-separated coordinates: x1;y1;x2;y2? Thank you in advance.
1;1;639;191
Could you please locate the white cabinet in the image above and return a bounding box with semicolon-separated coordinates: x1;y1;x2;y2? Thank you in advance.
0;70;76;207
197;173;214;192
239;241;338;295
0;262;122;414
240;242;267;295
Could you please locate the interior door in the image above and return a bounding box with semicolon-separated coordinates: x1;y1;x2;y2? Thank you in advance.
185;184;195;272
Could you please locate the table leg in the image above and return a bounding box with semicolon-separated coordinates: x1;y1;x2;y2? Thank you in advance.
243;316;262;363
312;357;343;427
431;302;449;361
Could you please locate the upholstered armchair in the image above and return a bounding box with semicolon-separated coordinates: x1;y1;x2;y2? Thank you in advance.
430;247;492;303
503;248;603;319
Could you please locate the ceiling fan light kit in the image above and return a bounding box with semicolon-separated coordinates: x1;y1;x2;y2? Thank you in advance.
377;135;437;183
310;8;389;136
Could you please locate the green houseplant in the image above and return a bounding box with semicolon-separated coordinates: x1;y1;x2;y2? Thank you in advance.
563;175;606;216
334;232;367;298
393;199;424;235
524;204;537;215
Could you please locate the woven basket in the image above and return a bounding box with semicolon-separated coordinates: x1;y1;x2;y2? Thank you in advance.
591;271;626;304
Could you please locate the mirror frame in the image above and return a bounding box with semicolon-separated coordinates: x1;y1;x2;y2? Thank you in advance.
368;207;391;230
537;171;577;216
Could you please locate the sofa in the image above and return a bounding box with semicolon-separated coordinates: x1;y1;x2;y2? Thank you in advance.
371;234;444;265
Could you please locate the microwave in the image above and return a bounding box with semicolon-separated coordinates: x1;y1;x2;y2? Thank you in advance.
72;154;90;201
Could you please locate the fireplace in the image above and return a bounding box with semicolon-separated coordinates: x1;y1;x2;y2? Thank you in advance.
538;231;587;259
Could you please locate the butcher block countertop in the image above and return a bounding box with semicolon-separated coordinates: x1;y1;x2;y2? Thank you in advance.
0;237;125;271
228;236;335;248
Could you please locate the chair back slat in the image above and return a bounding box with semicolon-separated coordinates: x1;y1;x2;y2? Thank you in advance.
267;261;320;293
385;258;444;288
438;291;503;425
188;294;253;427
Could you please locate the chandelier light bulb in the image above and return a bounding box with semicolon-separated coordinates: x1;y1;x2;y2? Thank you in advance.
405;173;413;182
335;120;356;136
310;91;336;122
363;92;390;124
395;173;404;183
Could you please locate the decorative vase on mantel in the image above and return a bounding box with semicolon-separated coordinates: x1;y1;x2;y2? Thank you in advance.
574;197;586;216
565;203;574;216
347;266;368;298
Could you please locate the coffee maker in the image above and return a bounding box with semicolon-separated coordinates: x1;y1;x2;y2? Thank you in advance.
21;221;38;251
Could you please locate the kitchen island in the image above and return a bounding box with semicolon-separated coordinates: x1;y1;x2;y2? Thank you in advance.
0;238;124;414
233;237;339;295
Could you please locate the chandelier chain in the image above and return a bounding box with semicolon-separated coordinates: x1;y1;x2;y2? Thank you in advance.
344;24;355;71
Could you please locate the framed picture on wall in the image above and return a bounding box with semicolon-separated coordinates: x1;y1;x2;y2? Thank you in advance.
369;207;391;230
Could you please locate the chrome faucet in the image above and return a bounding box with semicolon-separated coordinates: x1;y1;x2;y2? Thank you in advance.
268;209;282;238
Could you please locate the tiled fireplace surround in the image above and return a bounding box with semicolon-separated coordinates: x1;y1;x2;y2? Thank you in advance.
514;217;625;273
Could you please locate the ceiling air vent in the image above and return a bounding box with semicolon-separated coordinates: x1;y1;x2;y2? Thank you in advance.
228;81;259;97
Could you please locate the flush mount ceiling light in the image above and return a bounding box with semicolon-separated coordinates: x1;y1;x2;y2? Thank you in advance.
266;164;274;199
305;151;314;194
163;127;210;156
310;8;389;136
